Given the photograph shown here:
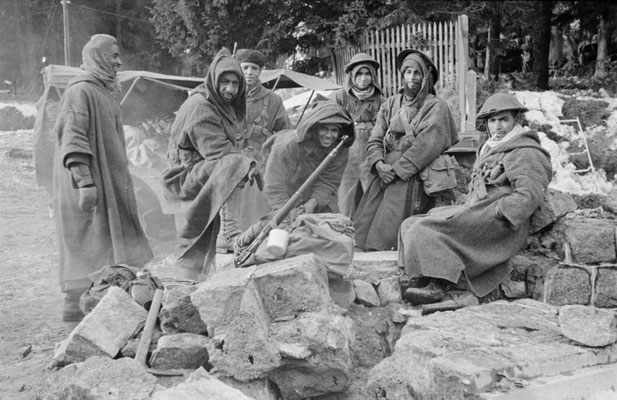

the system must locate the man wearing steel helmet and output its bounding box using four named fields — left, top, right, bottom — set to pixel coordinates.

left=329, top=53, right=384, bottom=218
left=398, top=92, right=552, bottom=305
left=353, top=49, right=458, bottom=251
